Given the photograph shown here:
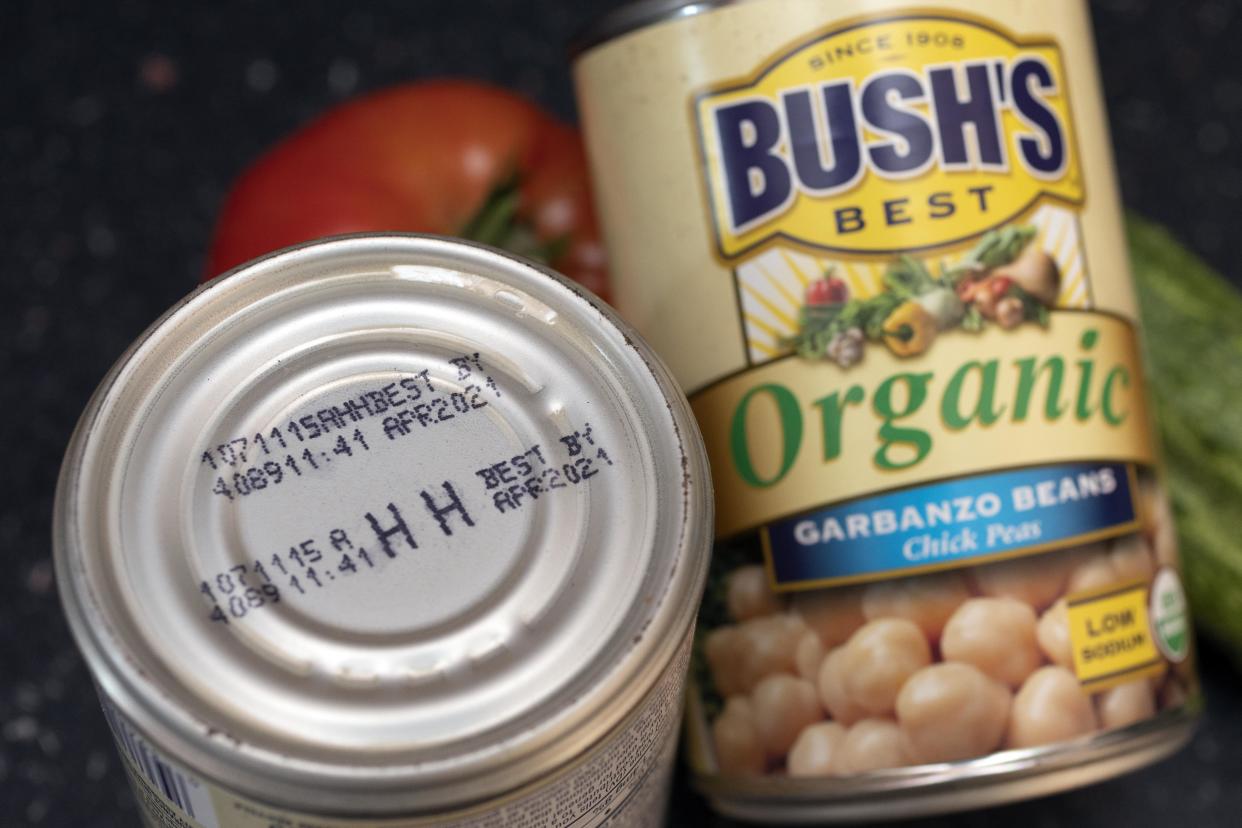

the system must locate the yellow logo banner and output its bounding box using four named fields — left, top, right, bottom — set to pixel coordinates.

left=695, top=13, right=1084, bottom=259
